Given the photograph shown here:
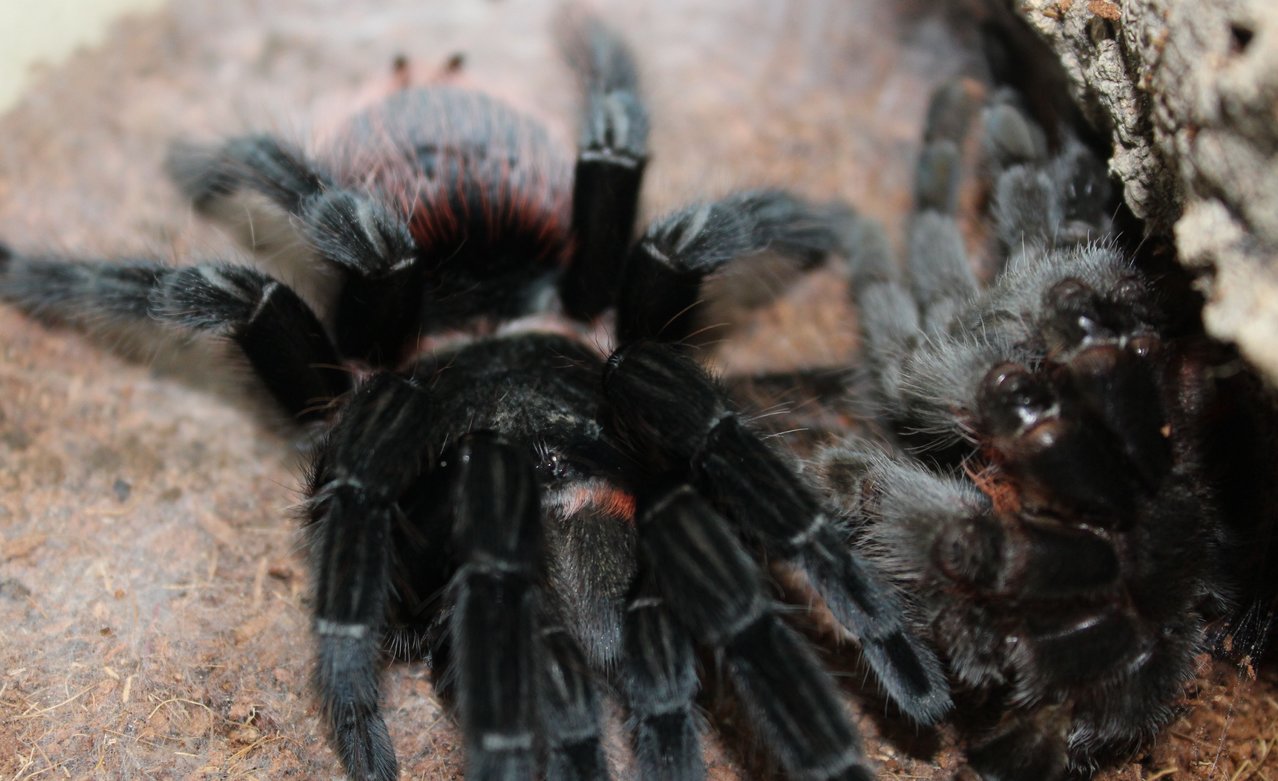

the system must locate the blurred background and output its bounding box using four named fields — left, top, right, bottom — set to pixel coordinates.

left=0, top=0, right=168, bottom=110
